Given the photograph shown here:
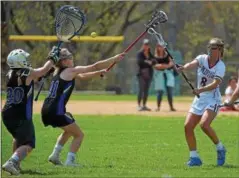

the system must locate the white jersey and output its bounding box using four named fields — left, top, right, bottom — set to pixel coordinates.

left=189, top=54, right=226, bottom=115
left=195, top=54, right=226, bottom=100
